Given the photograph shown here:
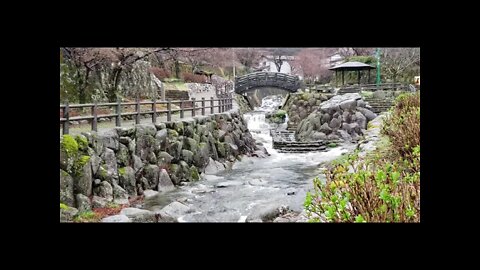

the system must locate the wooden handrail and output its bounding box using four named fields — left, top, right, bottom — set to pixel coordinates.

left=60, top=96, right=233, bottom=135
